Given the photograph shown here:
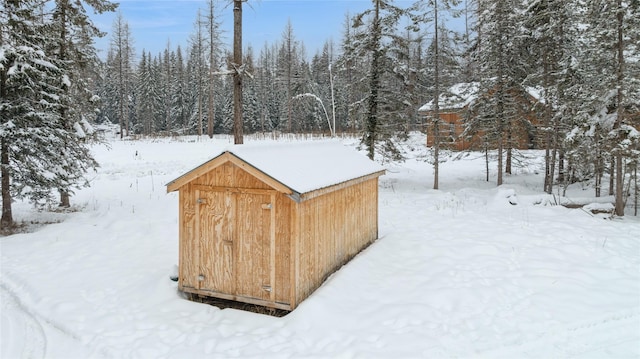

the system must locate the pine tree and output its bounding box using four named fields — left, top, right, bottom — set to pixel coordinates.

left=253, top=44, right=269, bottom=133
left=415, top=0, right=461, bottom=189
left=256, top=43, right=283, bottom=133
left=149, top=53, right=165, bottom=133
left=171, top=46, right=189, bottom=133
left=243, top=45, right=261, bottom=133
left=576, top=0, right=640, bottom=215
left=95, top=49, right=119, bottom=125
left=135, top=51, right=154, bottom=134
left=46, top=0, right=115, bottom=206
left=231, top=0, right=244, bottom=144
left=523, top=0, right=576, bottom=194
left=189, top=9, right=207, bottom=136
left=308, top=41, right=334, bottom=134
left=110, top=12, right=134, bottom=139
left=469, top=0, right=527, bottom=186
left=1, top=0, right=105, bottom=228
left=277, top=19, right=301, bottom=133
left=336, top=12, right=368, bottom=134
left=205, top=0, right=222, bottom=138
left=353, top=0, right=418, bottom=160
